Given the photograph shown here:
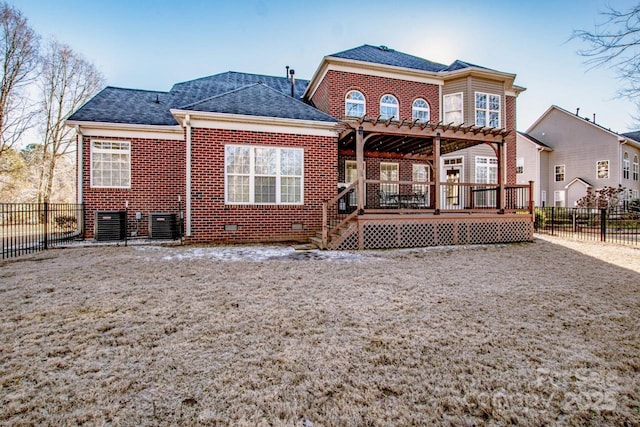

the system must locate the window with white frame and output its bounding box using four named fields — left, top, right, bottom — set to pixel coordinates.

left=380, top=94, right=398, bottom=120
left=412, top=98, right=430, bottom=122
left=225, top=145, right=303, bottom=205
left=554, top=190, right=565, bottom=207
left=555, top=165, right=565, bottom=182
left=443, top=93, right=463, bottom=124
left=541, top=190, right=547, bottom=206
left=380, top=162, right=399, bottom=201
left=475, top=92, right=501, bottom=128
left=633, top=155, right=639, bottom=181
left=412, top=164, right=430, bottom=205
left=633, top=189, right=639, bottom=199
left=516, top=157, right=524, bottom=174
left=623, top=152, right=630, bottom=179
left=345, top=90, right=365, bottom=117
left=91, top=140, right=131, bottom=188
left=596, top=160, right=609, bottom=179
left=475, top=156, right=498, bottom=207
